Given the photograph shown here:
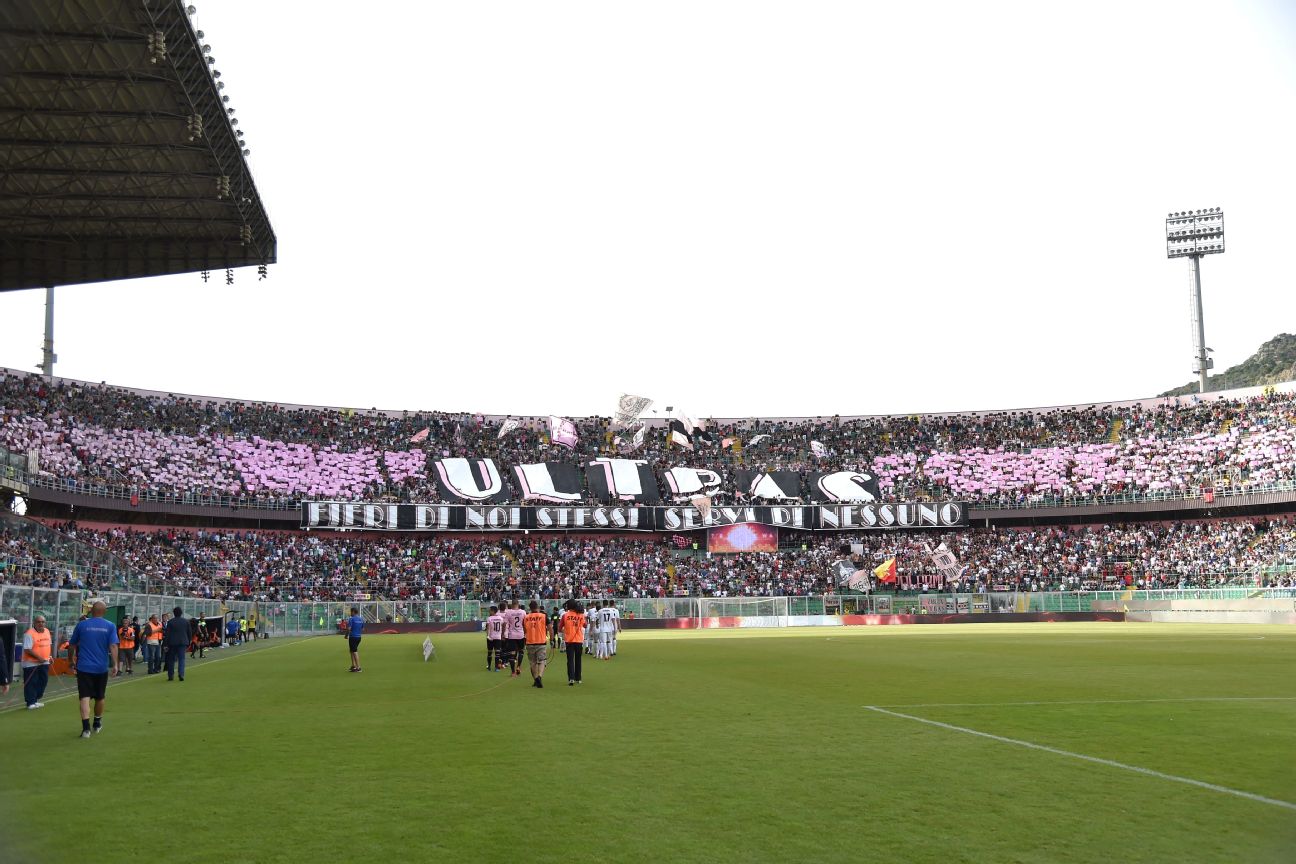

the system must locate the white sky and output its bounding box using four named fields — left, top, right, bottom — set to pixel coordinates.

left=2, top=0, right=1295, bottom=418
